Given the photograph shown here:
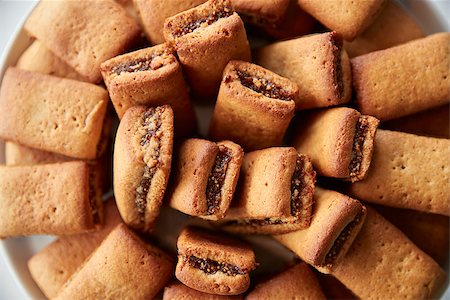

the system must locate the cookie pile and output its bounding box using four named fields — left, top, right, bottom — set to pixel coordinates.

left=0, top=0, right=448, bottom=299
